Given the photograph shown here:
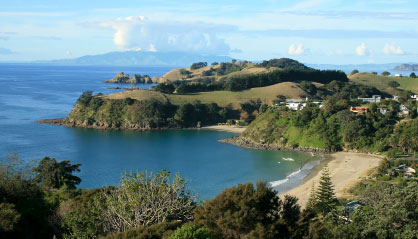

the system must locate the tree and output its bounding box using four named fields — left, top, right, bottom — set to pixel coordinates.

left=169, top=224, right=213, bottom=239
left=77, top=91, right=93, bottom=106
left=97, top=170, right=196, bottom=234
left=381, top=71, right=390, bottom=76
left=33, top=157, right=81, bottom=189
left=351, top=69, right=359, bottom=74
left=315, top=167, right=337, bottom=215
left=387, top=81, right=400, bottom=88
left=410, top=72, right=416, bottom=78
left=194, top=182, right=283, bottom=239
